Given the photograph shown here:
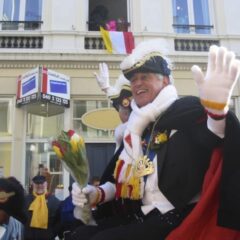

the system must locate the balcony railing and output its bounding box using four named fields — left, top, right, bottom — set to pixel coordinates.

left=84, top=35, right=220, bottom=53
left=85, top=37, right=105, bottom=50
left=0, top=21, right=43, bottom=30
left=0, top=36, right=43, bottom=48
left=174, top=39, right=220, bottom=52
